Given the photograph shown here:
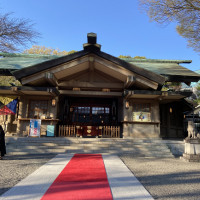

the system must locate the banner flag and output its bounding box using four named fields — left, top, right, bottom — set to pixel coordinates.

left=0, top=97, right=18, bottom=115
